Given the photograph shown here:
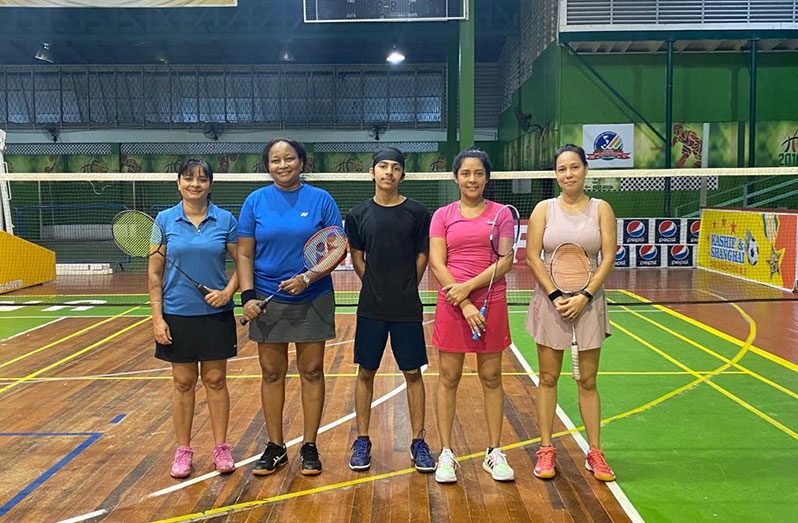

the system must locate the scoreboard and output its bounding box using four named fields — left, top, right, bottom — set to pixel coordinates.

left=304, top=1, right=467, bottom=22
